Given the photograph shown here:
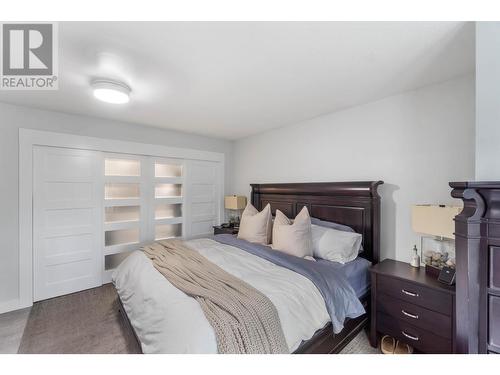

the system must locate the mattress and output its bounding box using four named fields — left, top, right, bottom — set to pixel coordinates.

left=113, top=238, right=370, bottom=353
left=114, top=238, right=331, bottom=353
